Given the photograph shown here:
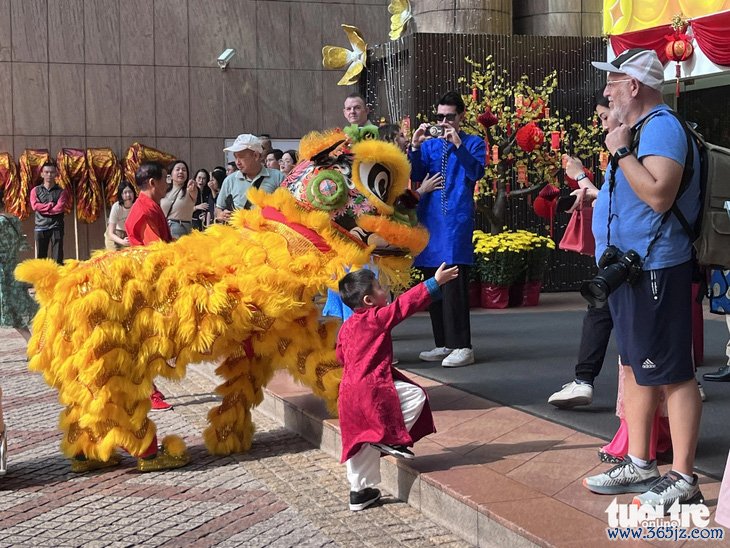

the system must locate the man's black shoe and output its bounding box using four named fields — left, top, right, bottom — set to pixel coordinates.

left=349, top=487, right=381, bottom=511
left=703, top=365, right=730, bottom=382
left=372, top=443, right=415, bottom=459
